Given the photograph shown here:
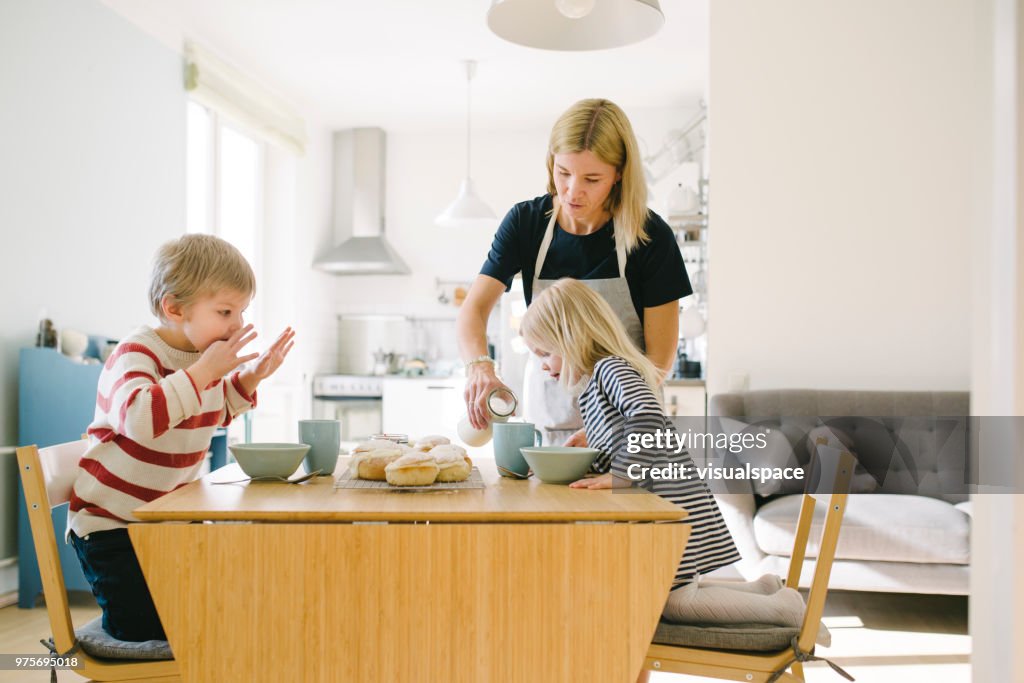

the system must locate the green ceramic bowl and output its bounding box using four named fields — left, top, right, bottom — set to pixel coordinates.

left=519, top=446, right=601, bottom=484
left=228, top=443, right=310, bottom=479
